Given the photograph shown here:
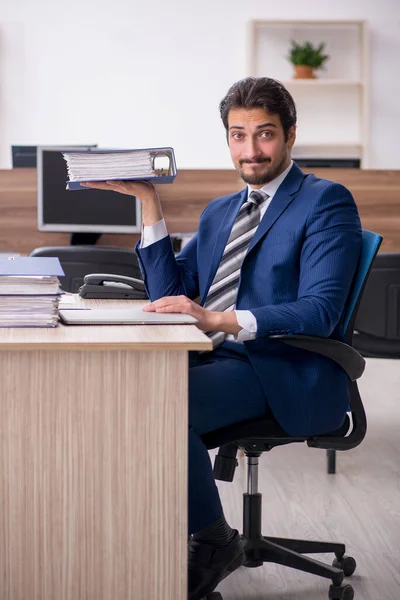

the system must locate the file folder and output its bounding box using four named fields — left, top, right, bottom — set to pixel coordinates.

left=0, top=257, right=65, bottom=277
left=63, top=147, right=177, bottom=190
